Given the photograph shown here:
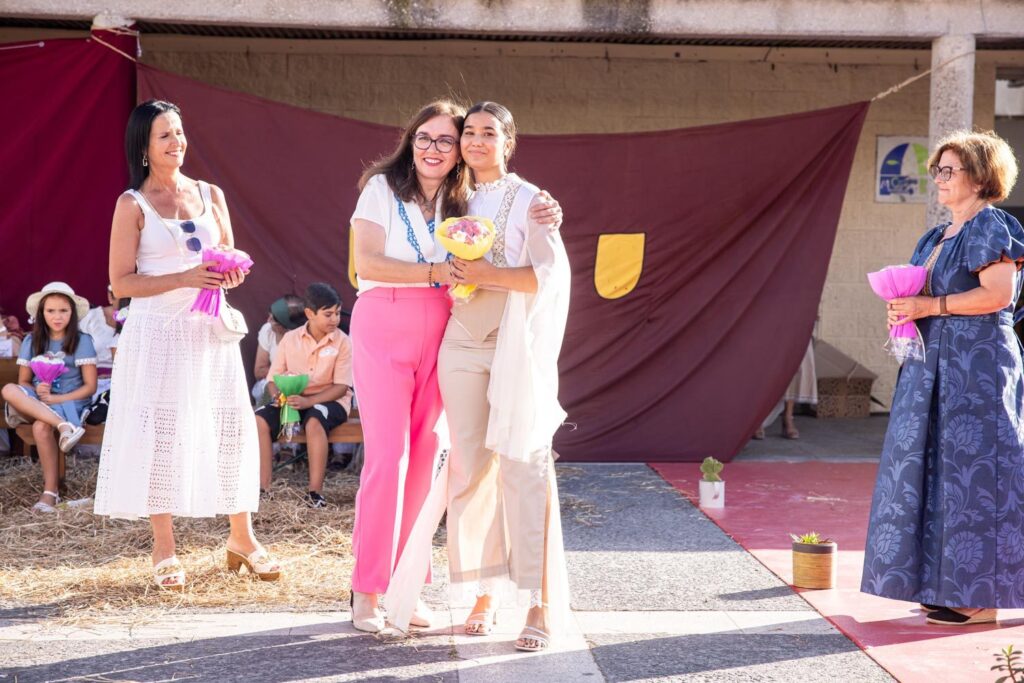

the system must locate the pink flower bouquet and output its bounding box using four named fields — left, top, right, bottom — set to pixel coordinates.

left=29, top=353, right=67, bottom=384
left=191, top=247, right=254, bottom=316
left=867, top=264, right=928, bottom=363
left=437, top=216, right=496, bottom=300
